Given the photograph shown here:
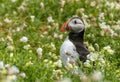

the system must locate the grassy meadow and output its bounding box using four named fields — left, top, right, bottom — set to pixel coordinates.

left=0, top=0, right=120, bottom=82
